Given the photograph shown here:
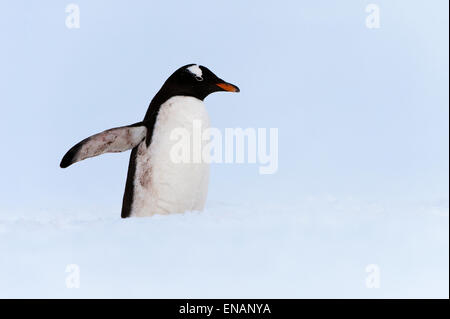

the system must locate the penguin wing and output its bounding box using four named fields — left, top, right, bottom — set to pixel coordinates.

left=60, top=122, right=147, bottom=168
